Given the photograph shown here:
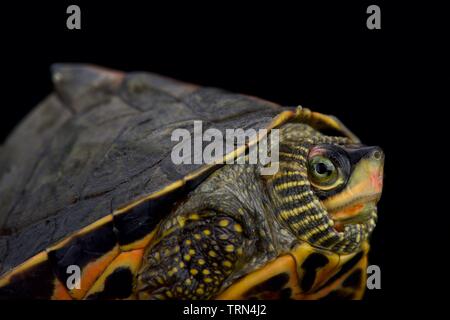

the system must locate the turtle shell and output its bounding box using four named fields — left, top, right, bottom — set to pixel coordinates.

left=0, top=64, right=357, bottom=299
